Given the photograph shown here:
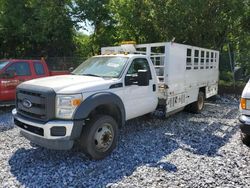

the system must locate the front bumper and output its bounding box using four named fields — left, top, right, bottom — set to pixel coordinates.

left=12, top=109, right=83, bottom=150
left=239, top=115, right=250, bottom=135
